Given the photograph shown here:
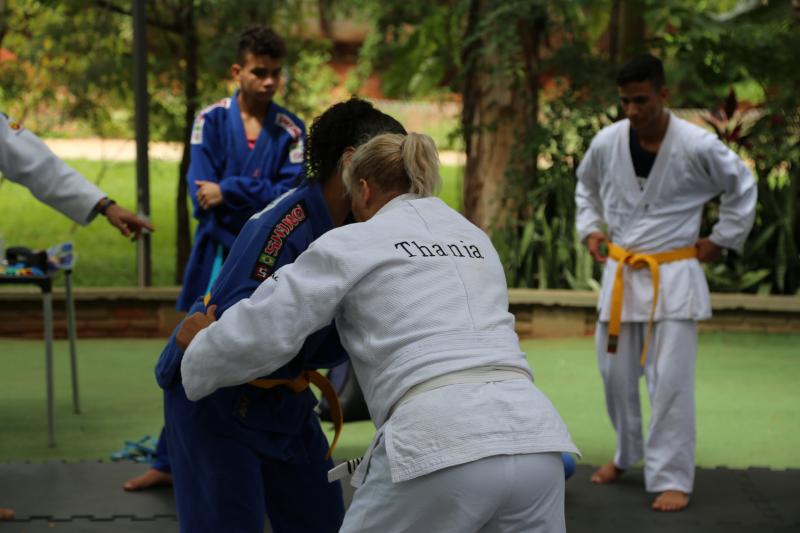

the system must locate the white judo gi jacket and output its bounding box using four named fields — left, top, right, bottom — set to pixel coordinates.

left=183, top=193, right=577, bottom=484
left=575, top=113, right=757, bottom=322
left=0, top=113, right=105, bottom=224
